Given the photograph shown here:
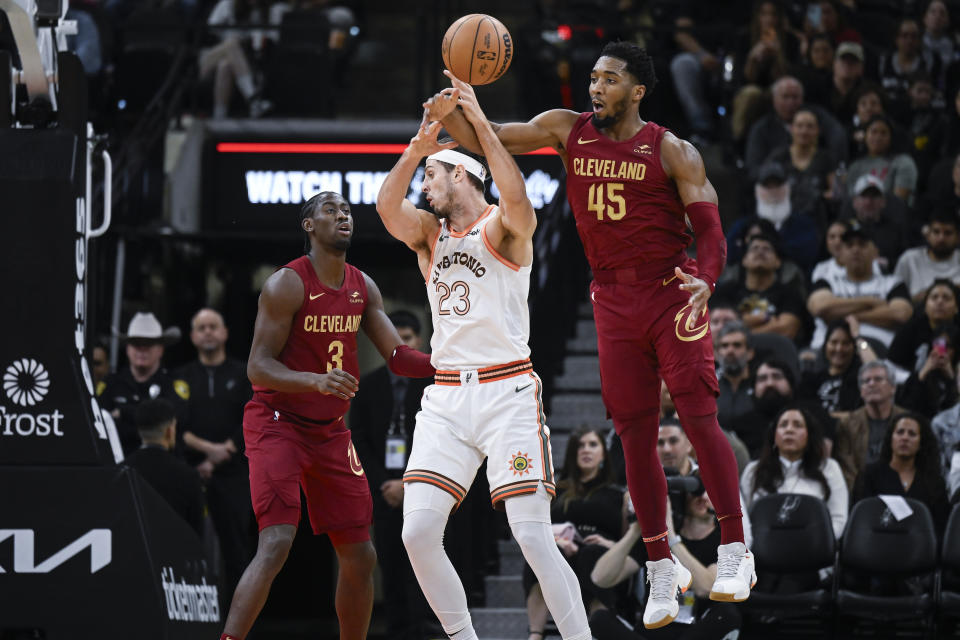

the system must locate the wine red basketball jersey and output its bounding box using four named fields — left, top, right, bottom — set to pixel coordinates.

left=252, top=256, right=367, bottom=423
left=565, top=113, right=690, bottom=271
